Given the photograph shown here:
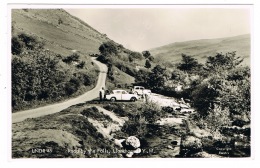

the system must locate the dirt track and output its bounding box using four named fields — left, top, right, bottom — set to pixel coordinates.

left=12, top=57, right=107, bottom=123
